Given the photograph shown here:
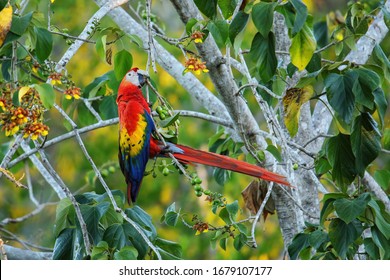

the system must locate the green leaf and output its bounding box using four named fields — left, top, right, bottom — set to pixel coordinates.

left=125, top=34, right=143, bottom=48
left=96, top=35, right=107, bottom=62
left=314, top=156, right=331, bottom=175
left=125, top=206, right=157, bottom=240
left=80, top=202, right=110, bottom=244
left=325, top=134, right=357, bottom=188
left=164, top=211, right=180, bottom=227
left=121, top=222, right=149, bottom=259
left=328, top=218, right=363, bottom=259
left=252, top=2, right=276, bottom=38
left=99, top=96, right=118, bottom=119
left=275, top=2, right=295, bottom=29
left=324, top=71, right=357, bottom=124
left=185, top=18, right=198, bottom=35
left=334, top=193, right=370, bottom=224
left=308, top=230, right=329, bottom=250
left=218, top=207, right=231, bottom=224
left=305, top=52, right=322, bottom=73
left=383, top=128, right=390, bottom=150
left=208, top=128, right=225, bottom=148
left=266, top=144, right=282, bottom=162
left=114, top=49, right=133, bottom=80
left=194, top=0, right=218, bottom=19
left=100, top=205, right=123, bottom=226
left=54, top=198, right=74, bottom=237
left=218, top=0, right=236, bottom=19
left=53, top=228, right=76, bottom=260
left=84, top=75, right=109, bottom=98
left=76, top=102, right=96, bottom=127
left=226, top=200, right=239, bottom=220
left=290, top=23, right=317, bottom=71
left=229, top=11, right=249, bottom=44
left=290, top=0, right=308, bottom=35
left=2, top=12, right=33, bottom=46
left=373, top=88, right=388, bottom=128
left=114, top=246, right=138, bottom=260
left=372, top=44, right=390, bottom=70
left=249, top=32, right=277, bottom=82
left=351, top=113, right=381, bottom=176
left=320, top=193, right=348, bottom=224
left=371, top=226, right=390, bottom=259
left=213, top=167, right=230, bottom=186
left=34, top=27, right=53, bottom=62
left=35, top=83, right=55, bottom=109
left=374, top=169, right=390, bottom=190
left=364, top=238, right=380, bottom=259
left=288, top=233, right=310, bottom=260
left=219, top=237, right=227, bottom=251
left=103, top=223, right=129, bottom=250
left=313, top=21, right=328, bottom=48
left=165, top=202, right=176, bottom=213
left=0, top=0, right=7, bottom=10
left=352, top=68, right=379, bottom=110
left=159, top=112, right=180, bottom=128
left=208, top=20, right=229, bottom=46
left=233, top=233, right=247, bottom=251
left=91, top=241, right=110, bottom=260
left=368, top=200, right=390, bottom=240
left=155, top=238, right=182, bottom=260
